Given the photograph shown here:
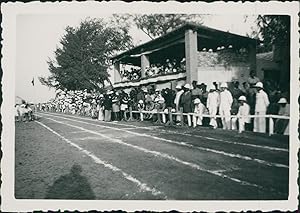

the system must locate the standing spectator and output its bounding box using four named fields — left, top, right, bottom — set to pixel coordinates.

left=120, top=91, right=129, bottom=121
left=136, top=87, right=145, bottom=103
left=103, top=91, right=113, bottom=122
left=192, top=82, right=203, bottom=100
left=253, top=82, right=270, bottom=133
left=174, top=84, right=184, bottom=123
left=193, top=98, right=206, bottom=127
left=236, top=96, right=251, bottom=133
left=180, top=84, right=192, bottom=113
left=219, top=82, right=233, bottom=130
left=97, top=94, right=104, bottom=121
left=207, top=84, right=219, bottom=129
left=275, top=98, right=290, bottom=135
left=15, top=104, right=21, bottom=122
left=112, top=91, right=120, bottom=121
